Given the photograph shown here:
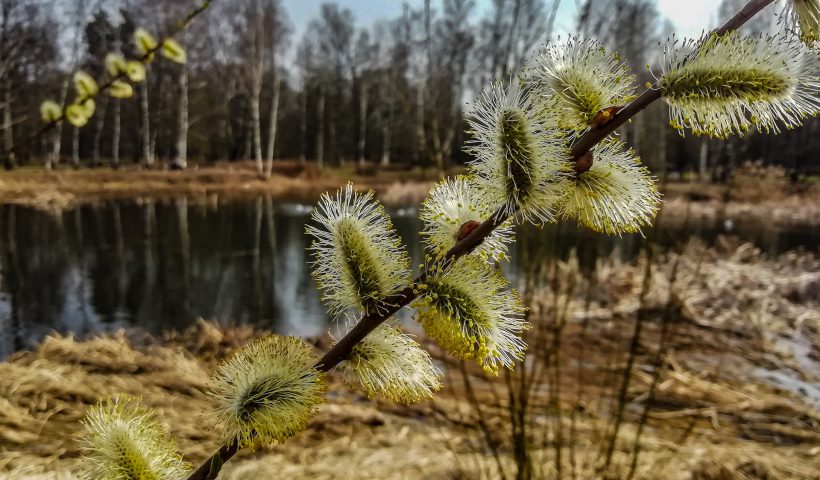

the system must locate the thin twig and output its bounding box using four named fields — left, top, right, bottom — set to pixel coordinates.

left=185, top=1, right=775, bottom=477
